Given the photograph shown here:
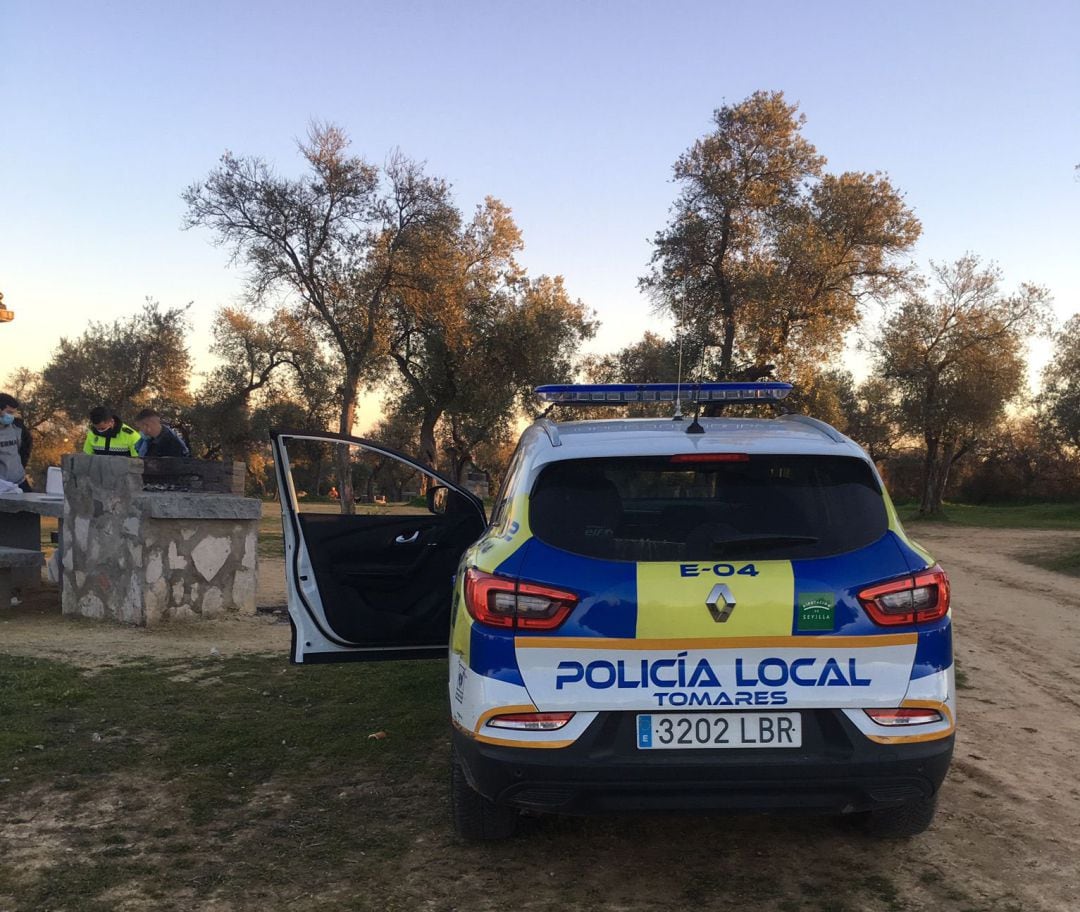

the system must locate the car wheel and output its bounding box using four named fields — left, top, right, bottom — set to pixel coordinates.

left=450, top=753, right=518, bottom=842
left=863, top=793, right=939, bottom=837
